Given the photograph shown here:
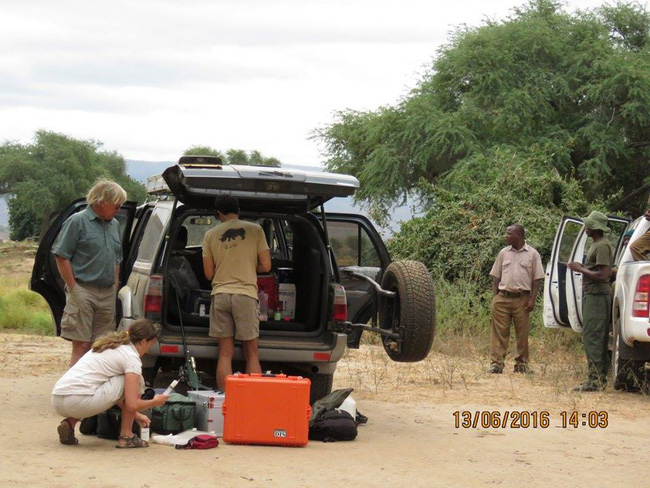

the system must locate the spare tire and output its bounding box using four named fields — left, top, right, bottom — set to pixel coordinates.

left=378, top=260, right=435, bottom=362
